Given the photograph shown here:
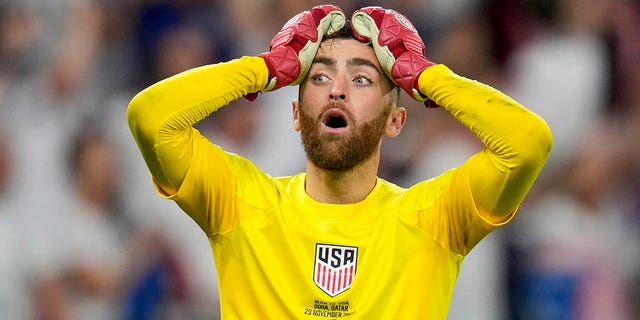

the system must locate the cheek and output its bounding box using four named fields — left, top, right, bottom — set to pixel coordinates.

left=299, top=87, right=326, bottom=114
left=357, top=97, right=391, bottom=123
left=297, top=100, right=320, bottom=127
left=300, top=83, right=325, bottom=102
